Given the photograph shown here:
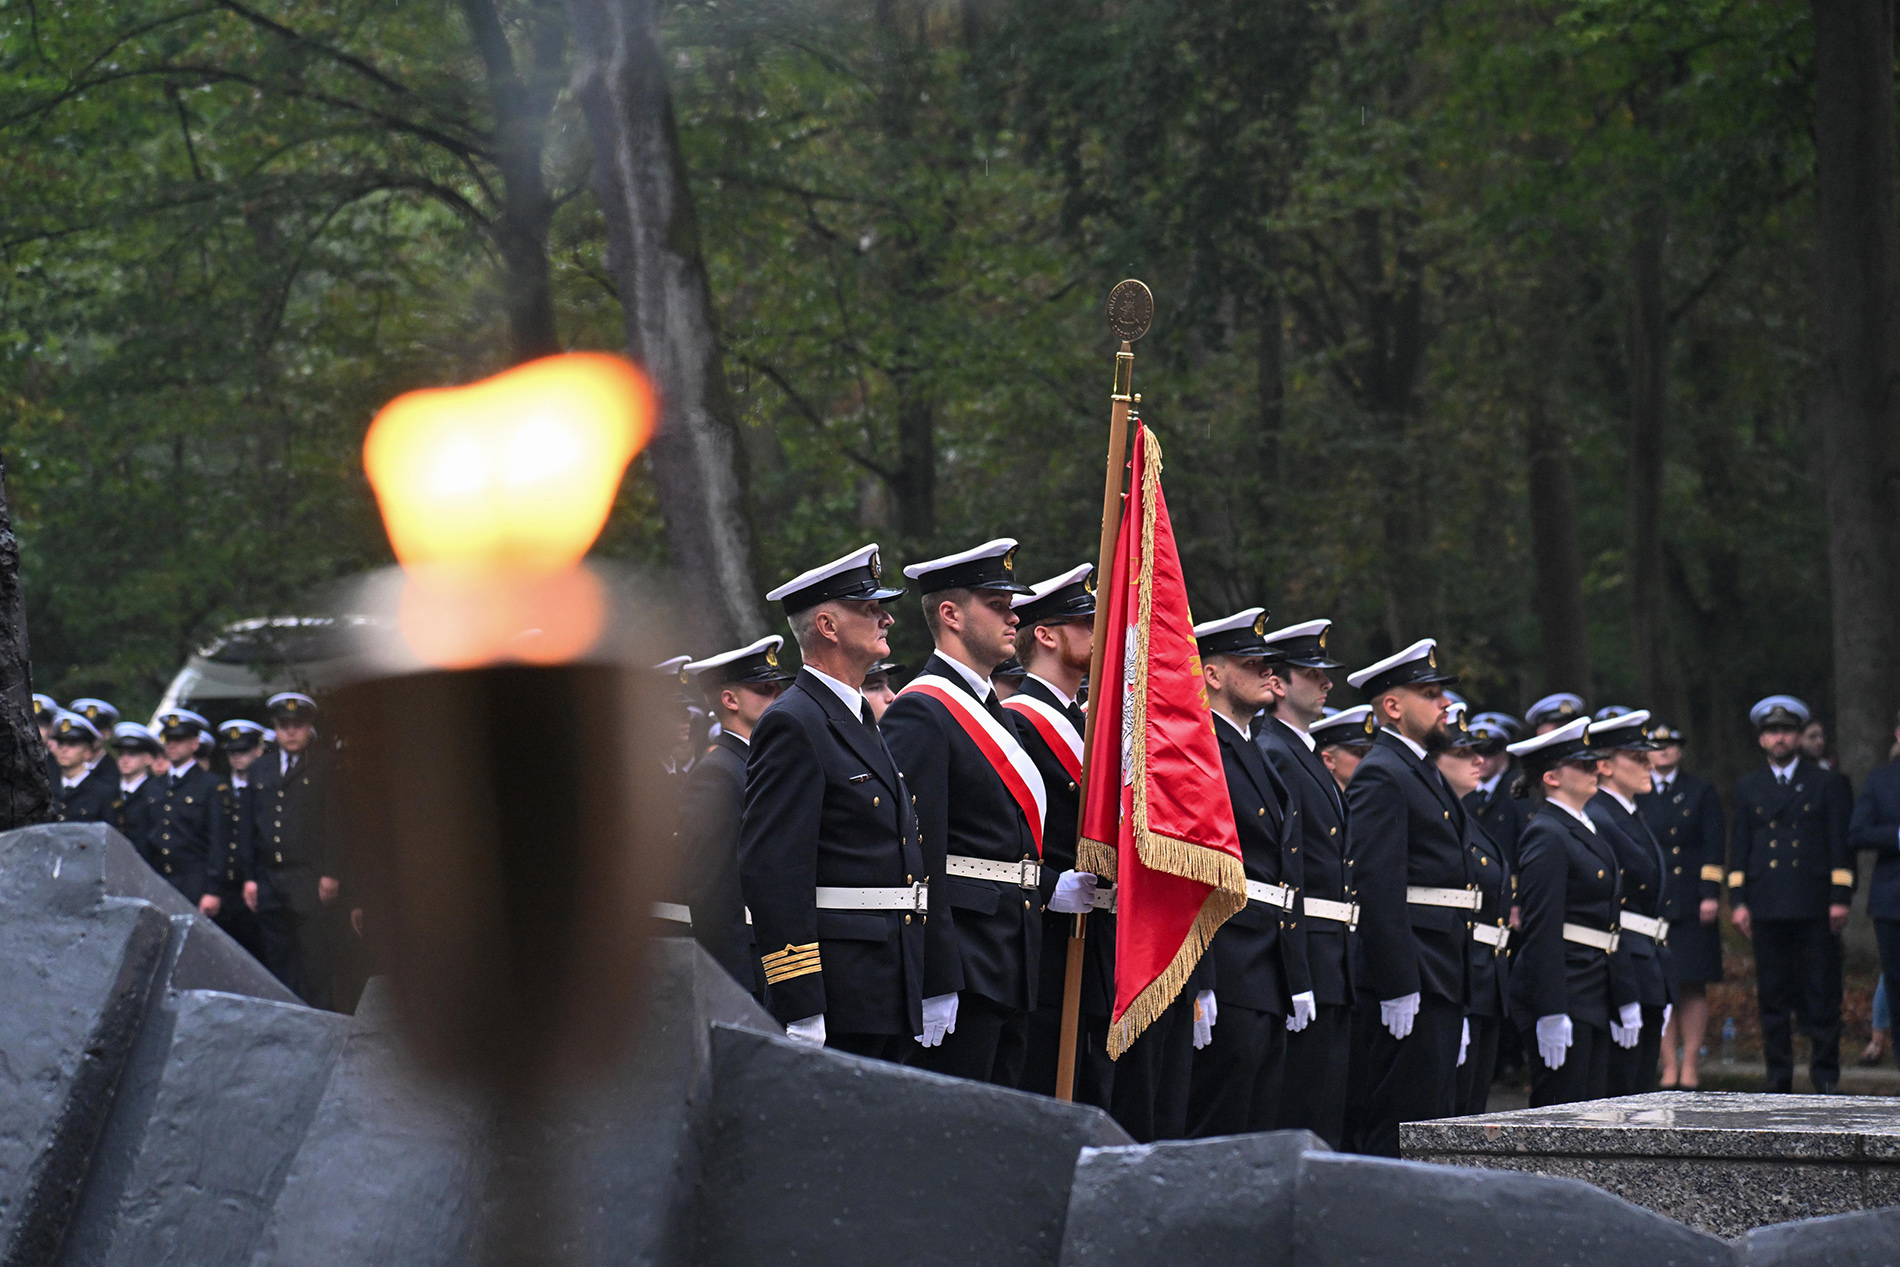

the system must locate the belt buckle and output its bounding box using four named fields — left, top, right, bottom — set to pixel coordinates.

left=1606, top=928, right=1620, bottom=954
left=912, top=882, right=930, bottom=913
left=1347, top=902, right=1360, bottom=931
left=1655, top=919, right=1669, bottom=946
left=1018, top=860, right=1039, bottom=888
